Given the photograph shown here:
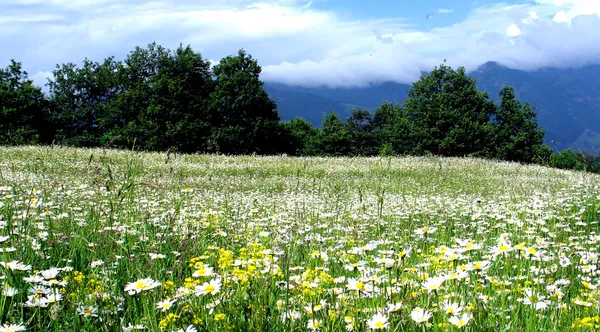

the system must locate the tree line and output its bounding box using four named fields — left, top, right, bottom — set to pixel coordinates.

left=1, top=43, right=599, bottom=172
